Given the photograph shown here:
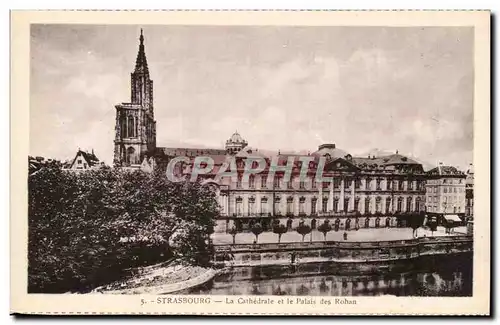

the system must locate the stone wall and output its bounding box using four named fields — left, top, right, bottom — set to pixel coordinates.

left=213, top=236, right=472, bottom=267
